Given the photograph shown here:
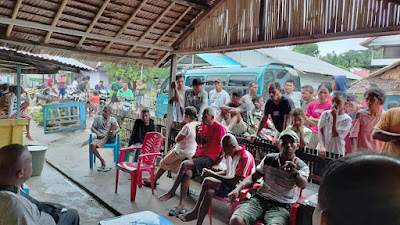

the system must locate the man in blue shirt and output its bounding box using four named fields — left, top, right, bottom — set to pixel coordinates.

left=95, top=80, right=105, bottom=90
